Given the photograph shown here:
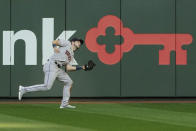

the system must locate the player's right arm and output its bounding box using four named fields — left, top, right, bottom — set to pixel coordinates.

left=52, top=39, right=68, bottom=53
left=52, top=40, right=60, bottom=53
left=52, top=40, right=60, bottom=46
left=53, top=39, right=69, bottom=47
